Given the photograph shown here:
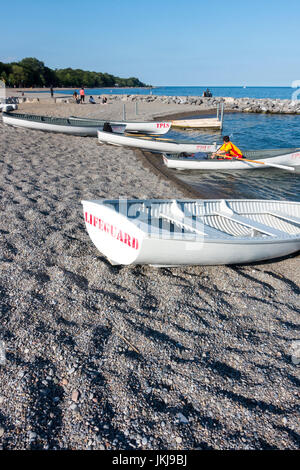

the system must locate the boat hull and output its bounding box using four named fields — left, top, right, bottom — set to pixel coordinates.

left=70, top=116, right=171, bottom=135
left=82, top=199, right=300, bottom=266
left=97, top=130, right=217, bottom=153
left=136, top=237, right=300, bottom=266
left=163, top=150, right=300, bottom=170
left=2, top=113, right=124, bottom=136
